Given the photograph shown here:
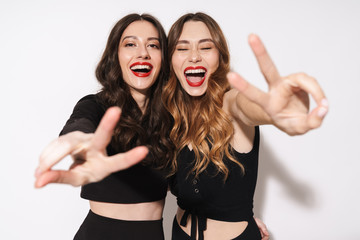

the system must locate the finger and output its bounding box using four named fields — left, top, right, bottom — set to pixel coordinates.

left=36, top=132, right=91, bottom=178
left=35, top=170, right=86, bottom=188
left=106, top=146, right=149, bottom=173
left=262, top=235, right=270, bottom=240
left=282, top=105, right=328, bottom=136
left=91, top=107, right=121, bottom=151
left=287, top=73, right=327, bottom=107
left=287, top=73, right=329, bottom=130
left=306, top=102, right=329, bottom=130
left=227, top=72, right=268, bottom=107
left=248, top=34, right=280, bottom=85
left=254, top=217, right=269, bottom=238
